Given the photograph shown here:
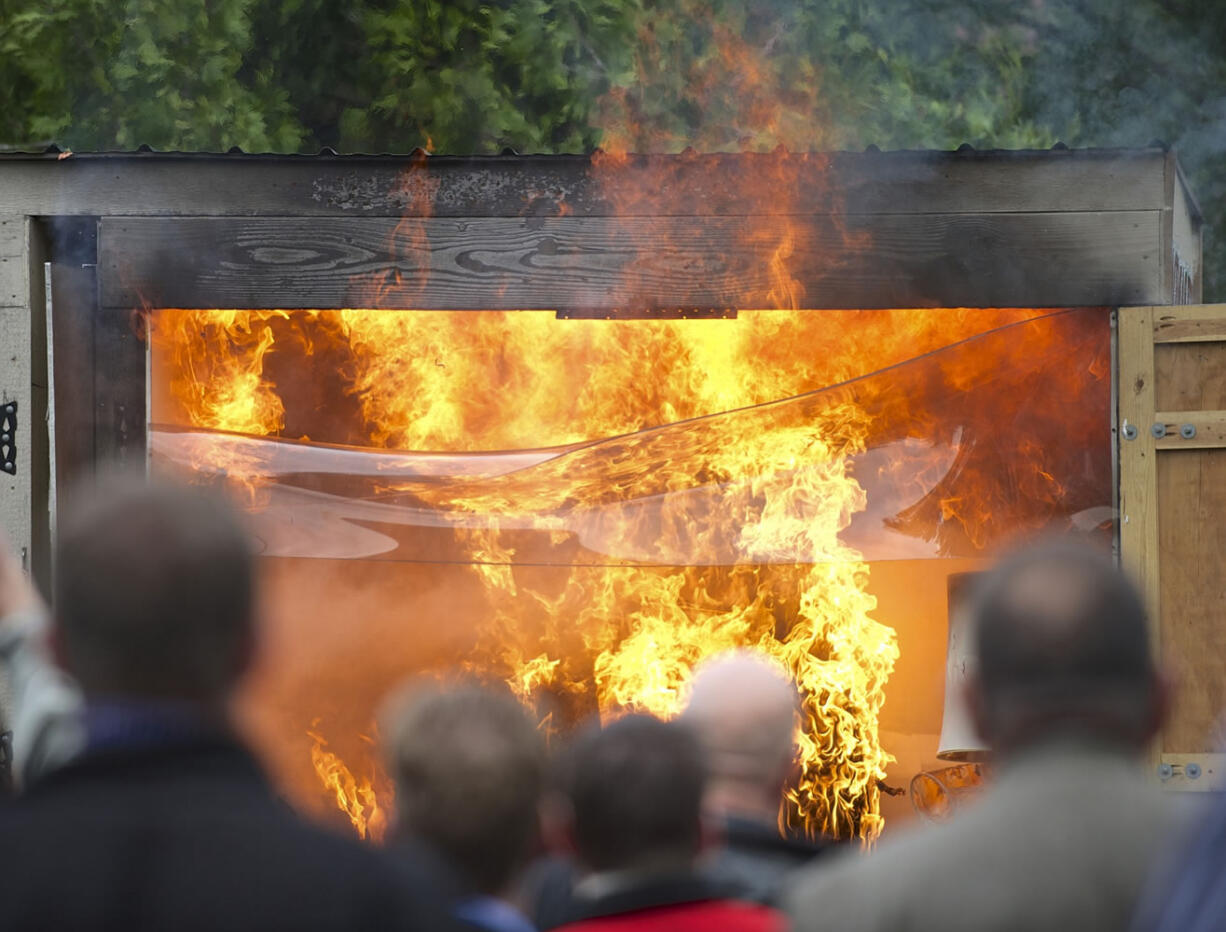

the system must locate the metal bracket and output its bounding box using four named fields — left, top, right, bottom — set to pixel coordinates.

left=1150, top=422, right=1167, bottom=439
left=0, top=401, right=15, bottom=475
left=1180, top=423, right=1197, bottom=440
